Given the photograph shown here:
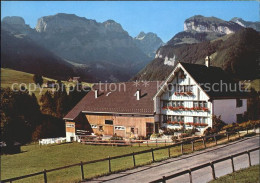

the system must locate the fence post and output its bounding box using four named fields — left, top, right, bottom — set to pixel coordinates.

left=191, top=141, right=194, bottom=152
left=147, top=141, right=149, bottom=147
left=165, top=140, right=167, bottom=147
left=43, top=169, right=47, bottom=183
left=203, top=137, right=206, bottom=148
left=162, top=176, right=166, bottom=183
left=181, top=143, right=184, bottom=154
left=230, top=156, right=235, bottom=172
left=168, top=147, right=171, bottom=158
left=108, top=156, right=111, bottom=173
left=210, top=162, right=216, bottom=180
left=247, top=151, right=251, bottom=167
left=238, top=131, right=240, bottom=138
left=132, top=152, right=136, bottom=167
left=188, top=169, right=193, bottom=183
left=227, top=133, right=229, bottom=141
left=138, top=142, right=140, bottom=147
left=214, top=134, right=217, bottom=145
left=246, top=128, right=248, bottom=134
left=80, top=161, right=84, bottom=180
left=151, top=148, right=155, bottom=162
left=156, top=139, right=158, bottom=147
